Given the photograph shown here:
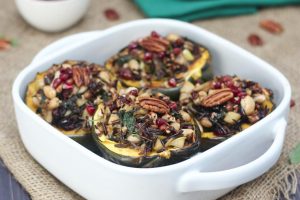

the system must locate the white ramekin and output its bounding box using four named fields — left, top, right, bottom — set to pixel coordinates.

left=12, top=19, right=291, bottom=200
left=15, top=0, right=90, bottom=32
